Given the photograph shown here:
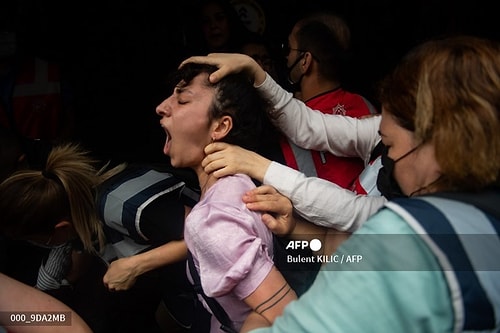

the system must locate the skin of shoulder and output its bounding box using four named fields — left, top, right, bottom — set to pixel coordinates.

left=0, top=273, right=92, bottom=333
